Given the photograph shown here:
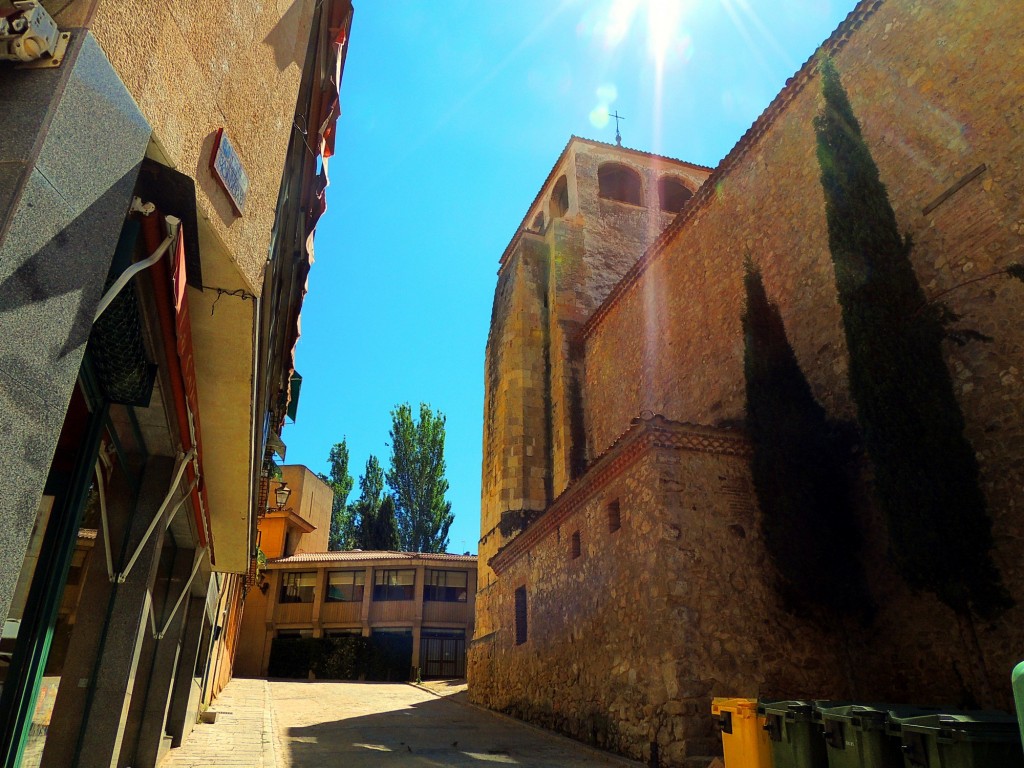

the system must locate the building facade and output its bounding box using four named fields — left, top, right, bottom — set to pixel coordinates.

left=0, top=1, right=352, bottom=765
left=470, top=2, right=1024, bottom=766
left=237, top=551, right=477, bottom=681
left=235, top=465, right=477, bottom=681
